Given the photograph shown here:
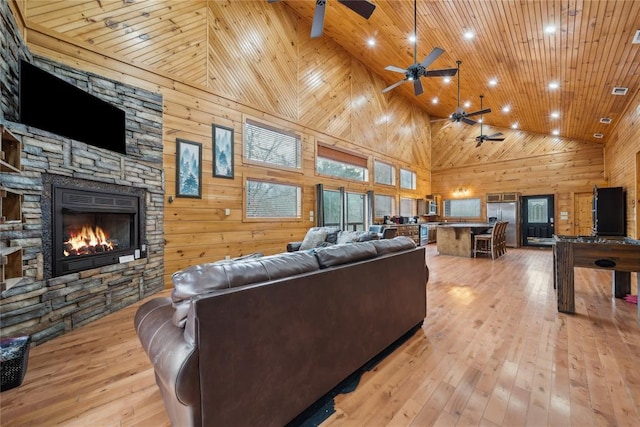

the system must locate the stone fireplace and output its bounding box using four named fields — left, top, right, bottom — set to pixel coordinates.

left=0, top=0, right=165, bottom=345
